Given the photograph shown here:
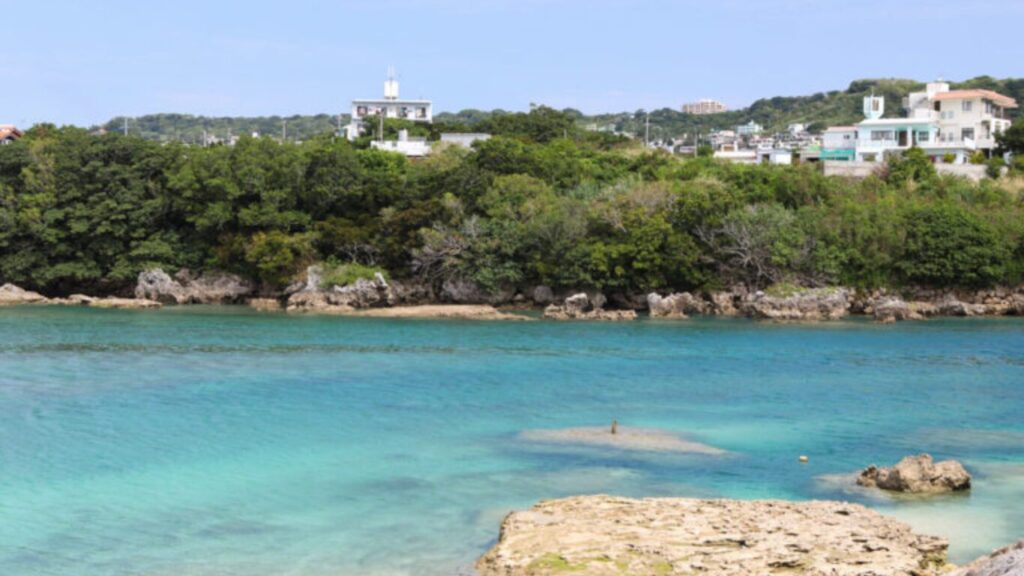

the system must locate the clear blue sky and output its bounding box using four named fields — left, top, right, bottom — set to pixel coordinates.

left=3, top=0, right=1022, bottom=126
